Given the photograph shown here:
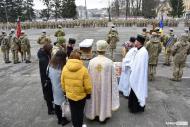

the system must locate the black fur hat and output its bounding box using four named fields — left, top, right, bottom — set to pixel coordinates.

left=129, top=37, right=136, bottom=43
left=136, top=34, right=145, bottom=45
left=69, top=38, right=76, bottom=44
